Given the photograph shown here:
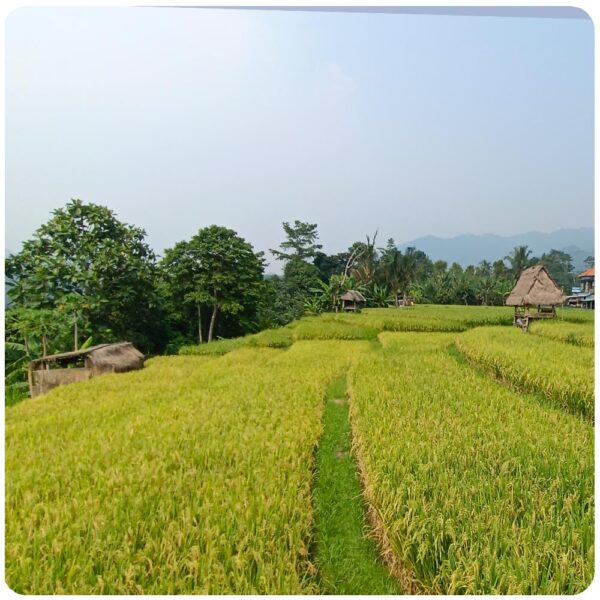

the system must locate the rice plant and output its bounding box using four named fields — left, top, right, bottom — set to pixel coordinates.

left=6, top=342, right=370, bottom=594
left=348, top=332, right=594, bottom=594
left=530, top=320, right=594, bottom=348
left=455, top=327, right=594, bottom=421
